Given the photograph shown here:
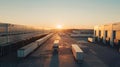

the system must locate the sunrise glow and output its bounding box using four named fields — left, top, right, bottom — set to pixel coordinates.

left=56, top=24, right=63, bottom=29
